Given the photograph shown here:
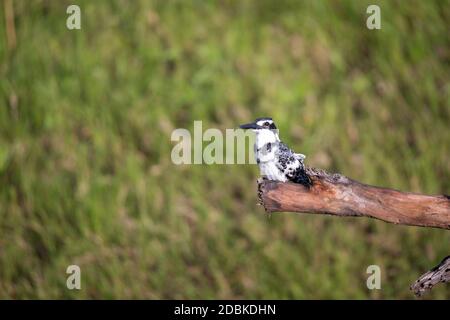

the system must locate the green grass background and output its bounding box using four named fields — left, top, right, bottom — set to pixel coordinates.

left=0, top=0, right=449, bottom=299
